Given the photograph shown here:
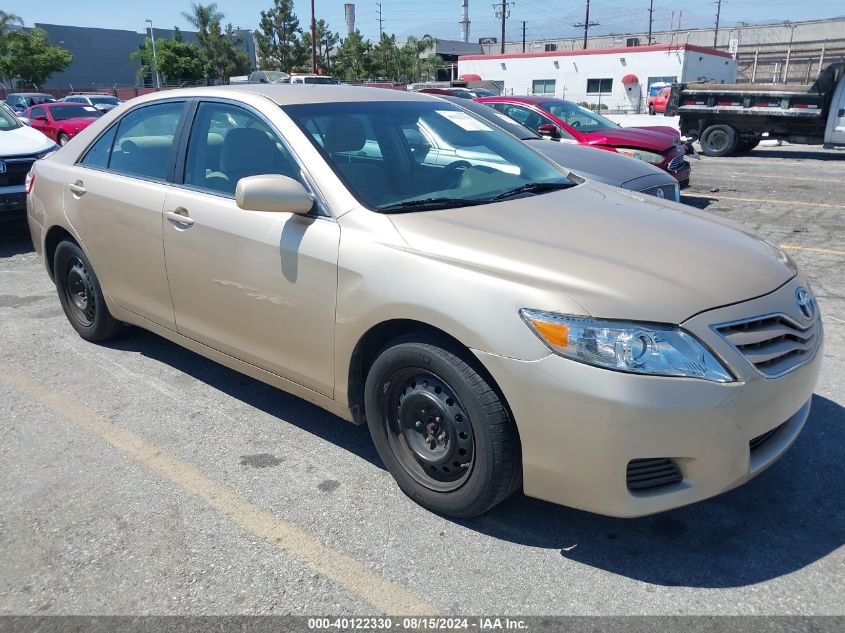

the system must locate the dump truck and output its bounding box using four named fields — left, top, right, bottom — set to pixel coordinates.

left=667, top=62, right=845, bottom=156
